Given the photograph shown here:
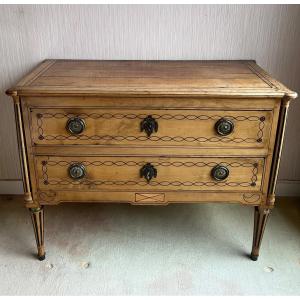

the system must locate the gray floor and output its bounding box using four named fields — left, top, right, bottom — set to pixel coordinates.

left=0, top=197, right=299, bottom=295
